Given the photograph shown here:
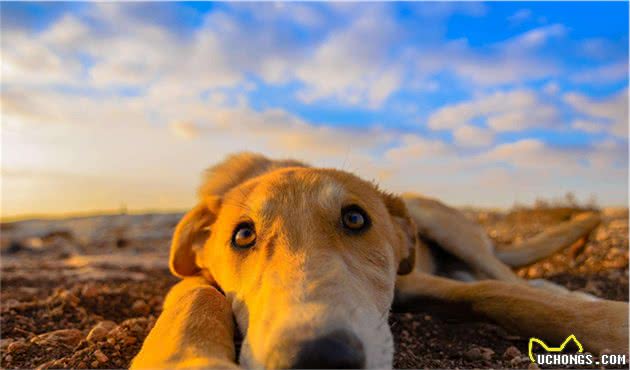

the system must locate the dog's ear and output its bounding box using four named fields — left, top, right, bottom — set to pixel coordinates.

left=381, top=192, right=417, bottom=275
left=169, top=196, right=221, bottom=278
